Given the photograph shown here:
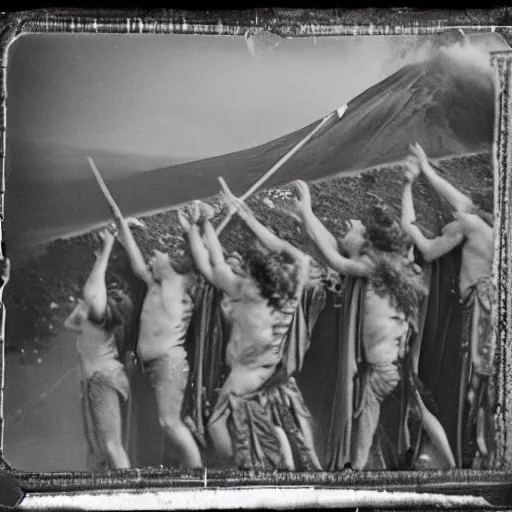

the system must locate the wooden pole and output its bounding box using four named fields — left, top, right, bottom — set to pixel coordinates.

left=87, top=156, right=123, bottom=218
left=215, top=104, right=347, bottom=235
